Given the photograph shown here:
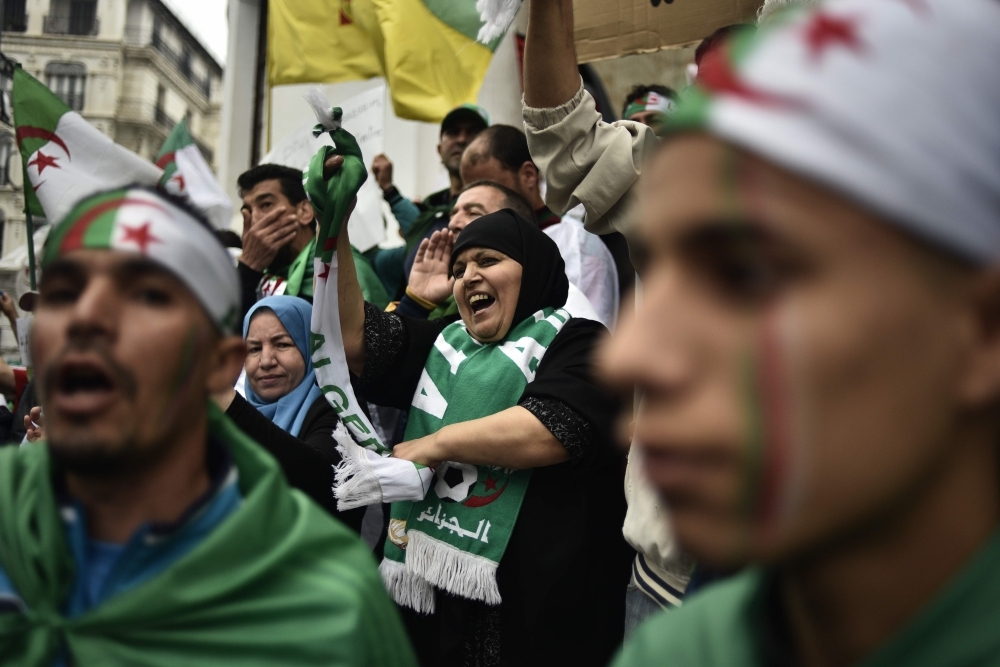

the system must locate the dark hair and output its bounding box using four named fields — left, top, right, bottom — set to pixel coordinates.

left=694, top=24, right=755, bottom=66
left=622, top=84, right=678, bottom=117
left=461, top=180, right=534, bottom=221
left=215, top=229, right=242, bottom=249
left=463, top=125, right=533, bottom=175
left=237, top=164, right=308, bottom=205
